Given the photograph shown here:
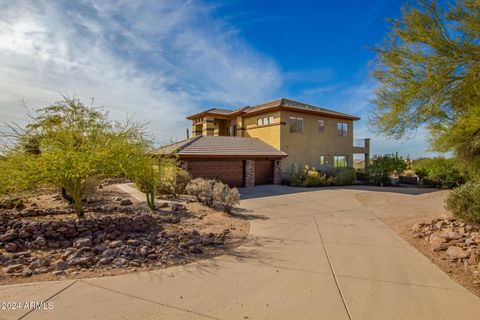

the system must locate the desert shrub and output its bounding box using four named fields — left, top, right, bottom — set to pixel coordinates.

left=402, top=169, right=416, bottom=177
left=332, top=167, right=356, bottom=185
left=185, top=178, right=216, bottom=206
left=367, top=154, right=407, bottom=186
left=212, top=181, right=240, bottom=214
left=446, top=180, right=480, bottom=223
left=289, top=165, right=353, bottom=187
left=158, top=167, right=191, bottom=198
left=185, top=178, right=205, bottom=201
left=356, top=169, right=369, bottom=183
left=412, top=157, right=467, bottom=188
